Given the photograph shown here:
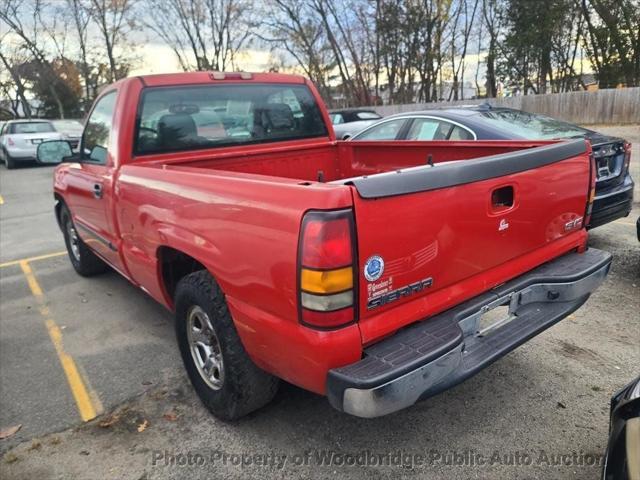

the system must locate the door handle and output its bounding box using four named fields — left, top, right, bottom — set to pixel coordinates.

left=93, top=183, right=103, bottom=199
